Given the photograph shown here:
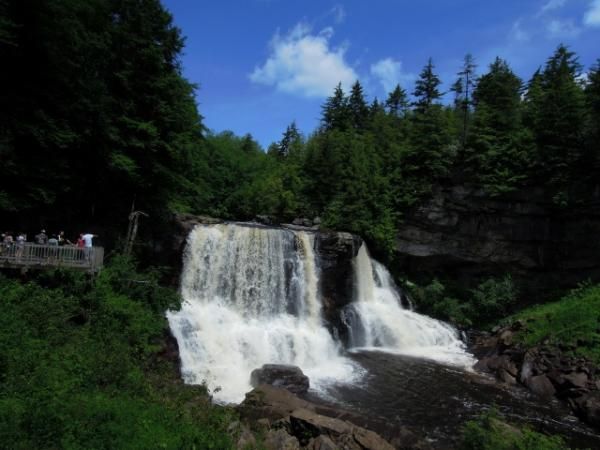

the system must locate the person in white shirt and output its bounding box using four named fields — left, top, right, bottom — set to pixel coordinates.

left=82, top=233, right=96, bottom=248
left=82, top=233, right=97, bottom=260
